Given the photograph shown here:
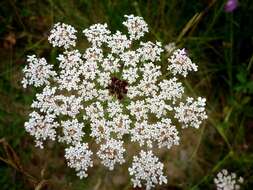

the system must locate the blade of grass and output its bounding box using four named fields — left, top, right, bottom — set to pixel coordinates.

left=190, top=150, right=234, bottom=190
